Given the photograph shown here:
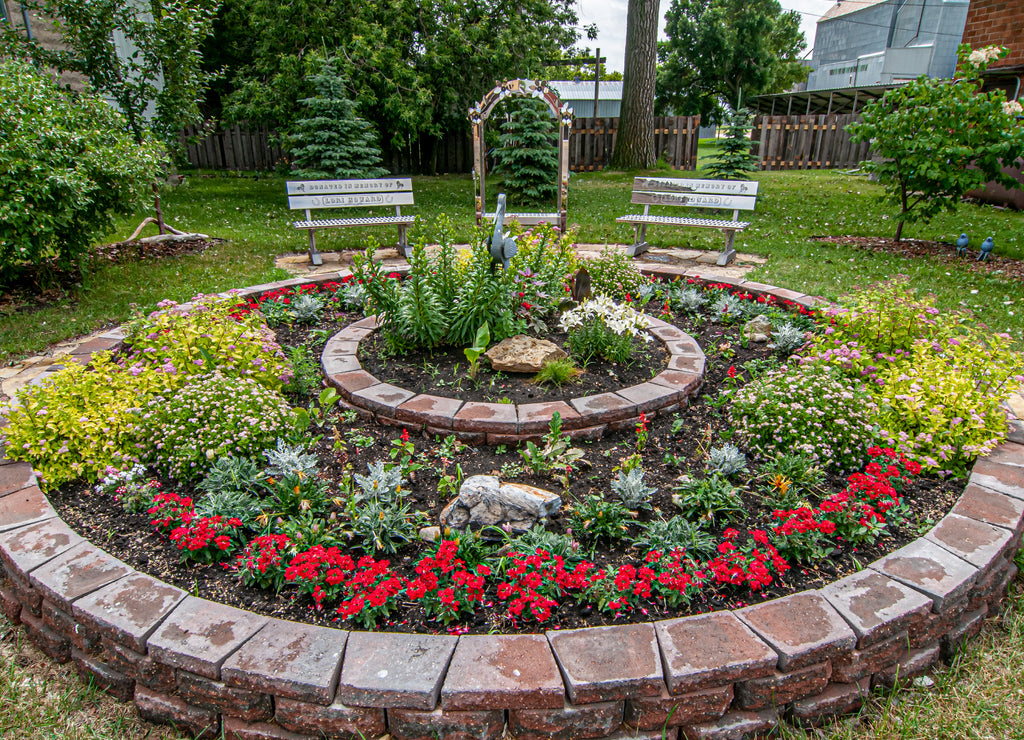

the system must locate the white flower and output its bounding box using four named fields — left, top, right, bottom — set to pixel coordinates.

left=1002, top=100, right=1023, bottom=115
left=968, top=45, right=1004, bottom=67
